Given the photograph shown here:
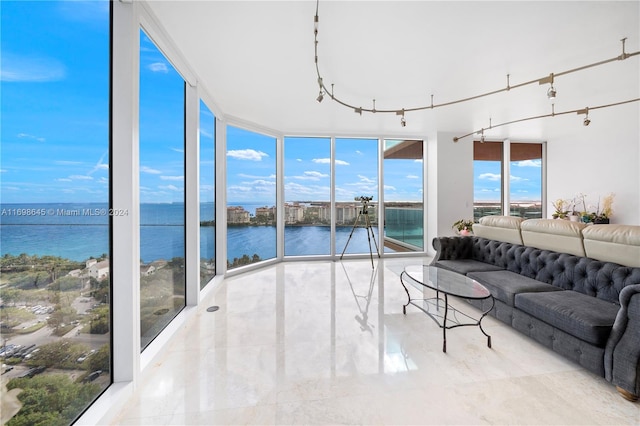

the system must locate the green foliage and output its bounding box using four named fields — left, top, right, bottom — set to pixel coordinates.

left=227, top=253, right=262, bottom=268
left=7, top=272, right=51, bottom=290
left=25, top=339, right=89, bottom=369
left=0, top=306, right=36, bottom=327
left=86, top=344, right=110, bottom=373
left=48, top=276, right=82, bottom=292
left=6, top=374, right=100, bottom=426
left=89, top=317, right=109, bottom=334
left=452, top=219, right=474, bottom=232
